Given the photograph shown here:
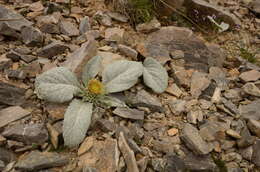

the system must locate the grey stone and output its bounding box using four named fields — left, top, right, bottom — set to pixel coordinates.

left=168, top=99, right=186, bottom=115
left=242, top=83, right=260, bottom=97
left=137, top=26, right=223, bottom=69
left=237, top=127, right=256, bottom=148
left=170, top=65, right=191, bottom=87
left=5, top=69, right=26, bottom=80
left=6, top=50, right=36, bottom=63
left=226, top=129, right=241, bottom=139
left=239, top=70, right=260, bottom=82
left=0, top=106, right=30, bottom=128
left=59, top=20, right=79, bottom=36
left=107, top=12, right=128, bottom=22
left=252, top=139, right=260, bottom=167
left=187, top=110, right=203, bottom=124
left=224, top=88, right=242, bottom=101
left=151, top=158, right=166, bottom=172
left=61, top=40, right=97, bottom=77
left=2, top=123, right=49, bottom=145
left=78, top=138, right=119, bottom=172
left=181, top=123, right=212, bottom=155
left=6, top=50, right=23, bottom=62
left=185, top=0, right=241, bottom=27
left=136, top=18, right=161, bottom=33
left=37, top=15, right=60, bottom=34
left=0, top=148, right=16, bottom=164
left=127, top=90, right=163, bottom=112
left=79, top=16, right=91, bottom=34
left=239, top=100, right=260, bottom=120
left=37, top=41, right=68, bottom=58
left=105, top=27, right=125, bottom=42
left=199, top=120, right=228, bottom=142
left=94, top=11, right=112, bottom=27
left=118, top=132, right=139, bottom=172
left=239, top=146, right=253, bottom=161
left=94, top=119, right=117, bottom=132
left=113, top=107, right=144, bottom=120
left=209, top=66, right=228, bottom=90
left=247, top=119, right=260, bottom=137
left=0, top=5, right=32, bottom=38
left=222, top=98, right=240, bottom=116
left=118, top=44, right=138, bottom=59
left=165, top=155, right=186, bottom=172
left=15, top=151, right=69, bottom=171
left=190, top=71, right=210, bottom=98
left=21, top=26, right=43, bottom=46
